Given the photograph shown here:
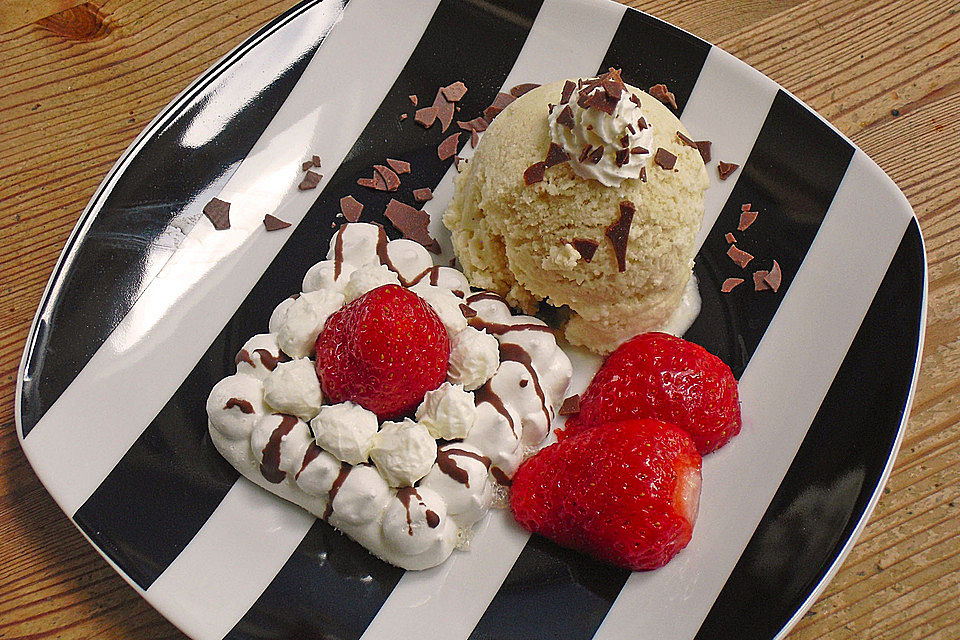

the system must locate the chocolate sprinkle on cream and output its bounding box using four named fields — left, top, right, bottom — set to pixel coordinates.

left=677, top=131, right=698, bottom=149
left=414, top=106, right=438, bottom=128
left=649, top=83, right=677, bottom=109
left=629, top=93, right=642, bottom=107
left=523, top=161, right=547, bottom=186
left=544, top=142, right=570, bottom=168
left=765, top=260, right=782, bottom=292
left=510, top=83, right=540, bottom=98
left=727, top=244, right=754, bottom=268
left=654, top=148, right=677, bottom=170
left=721, top=277, right=744, bottom=293
left=299, top=170, right=322, bottom=190
left=459, top=303, right=477, bottom=319
left=413, top=187, right=434, bottom=203
left=725, top=232, right=736, bottom=244
left=606, top=201, right=635, bottom=272
left=203, top=198, right=231, bottom=230
left=578, top=144, right=592, bottom=163
left=560, top=80, right=576, bottom=104
left=339, top=195, right=363, bottom=222
left=637, top=116, right=648, bottom=130
left=384, top=198, right=440, bottom=254
left=441, top=81, right=468, bottom=102
left=386, top=158, right=411, bottom=174
left=753, top=270, right=771, bottom=291
left=718, top=161, right=740, bottom=180
left=615, top=148, right=630, bottom=167
left=630, top=146, right=649, bottom=154
left=696, top=140, right=712, bottom=163
left=587, top=145, right=605, bottom=164
left=556, top=104, right=575, bottom=129
left=263, top=214, right=291, bottom=231
left=437, top=133, right=461, bottom=160
left=559, top=394, right=580, bottom=415
left=738, top=210, right=758, bottom=231
left=571, top=238, right=599, bottom=262
left=639, top=166, right=647, bottom=182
